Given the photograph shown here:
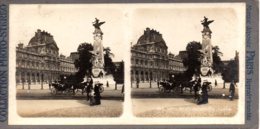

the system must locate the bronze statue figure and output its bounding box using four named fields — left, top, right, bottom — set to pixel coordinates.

left=201, top=16, right=214, bottom=29
left=93, top=18, right=105, bottom=30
